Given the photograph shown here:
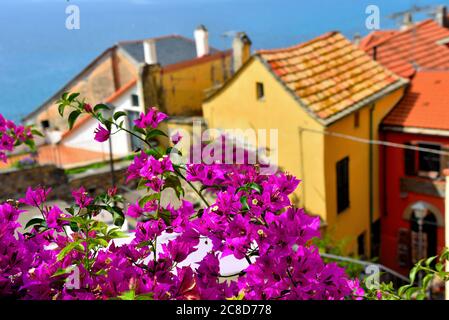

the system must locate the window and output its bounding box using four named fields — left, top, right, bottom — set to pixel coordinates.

left=131, top=94, right=140, bottom=107
left=418, top=143, right=441, bottom=173
left=256, top=82, right=265, bottom=100
left=357, top=232, right=366, bottom=257
left=404, top=143, right=416, bottom=176
left=127, top=111, right=145, bottom=151
left=336, top=157, right=350, bottom=213
left=354, top=111, right=360, bottom=128
left=41, top=120, right=50, bottom=129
